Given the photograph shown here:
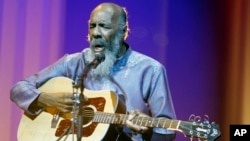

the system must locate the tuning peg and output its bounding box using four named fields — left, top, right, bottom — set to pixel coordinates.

left=188, top=114, right=196, bottom=121
left=204, top=114, right=209, bottom=121
left=194, top=115, right=201, bottom=123
left=203, top=115, right=210, bottom=124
